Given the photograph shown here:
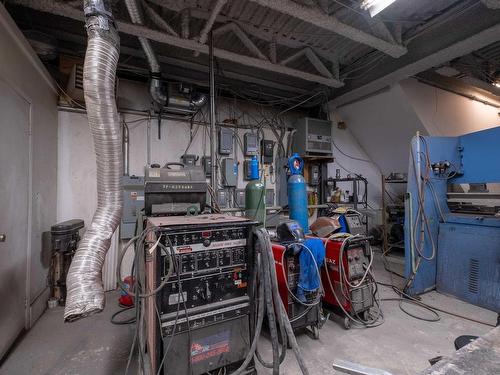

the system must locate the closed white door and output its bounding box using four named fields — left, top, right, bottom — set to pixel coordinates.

left=0, top=80, right=30, bottom=359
